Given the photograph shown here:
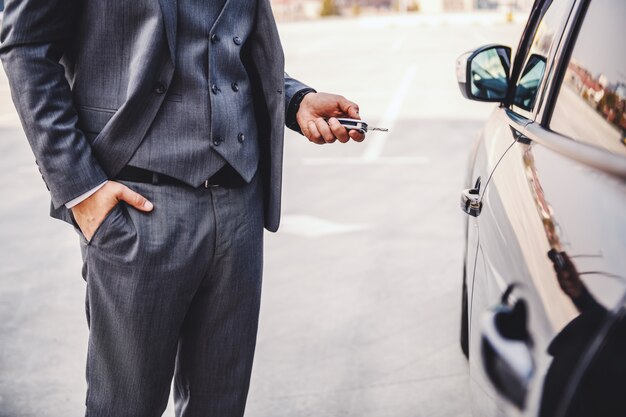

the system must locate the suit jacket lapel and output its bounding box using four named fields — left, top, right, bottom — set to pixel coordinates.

left=158, top=0, right=178, bottom=62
